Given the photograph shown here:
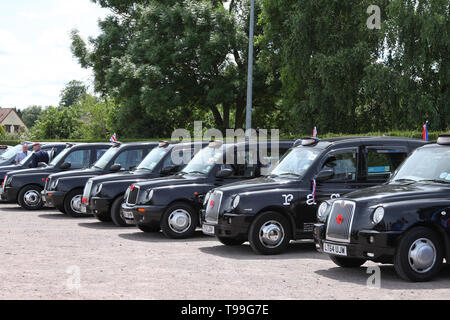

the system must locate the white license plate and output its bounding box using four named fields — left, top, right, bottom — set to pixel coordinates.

left=323, top=242, right=347, bottom=256
left=122, top=210, right=134, bottom=219
left=202, top=224, right=215, bottom=235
